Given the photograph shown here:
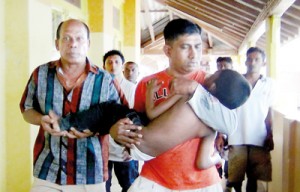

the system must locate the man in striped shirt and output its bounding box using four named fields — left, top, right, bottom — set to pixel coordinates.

left=19, top=19, right=126, bottom=192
